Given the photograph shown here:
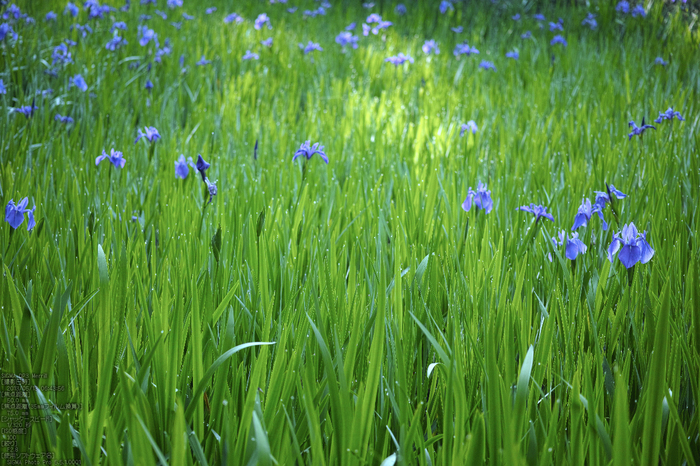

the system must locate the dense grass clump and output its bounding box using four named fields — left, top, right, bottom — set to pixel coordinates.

left=1, top=0, right=699, bottom=464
